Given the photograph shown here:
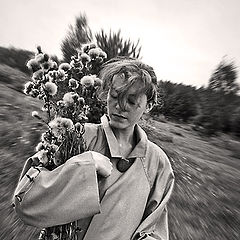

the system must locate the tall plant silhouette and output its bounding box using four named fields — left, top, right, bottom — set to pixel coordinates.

left=61, top=14, right=92, bottom=62
left=95, top=29, right=141, bottom=60
left=61, top=13, right=141, bottom=62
